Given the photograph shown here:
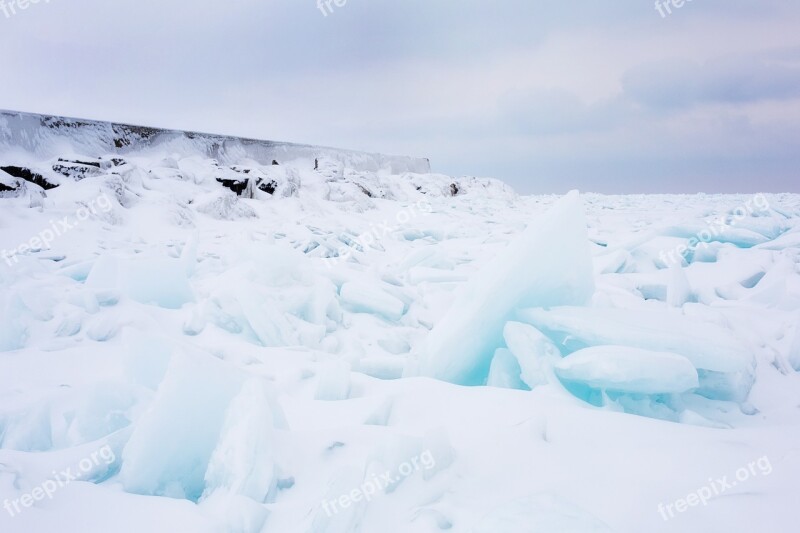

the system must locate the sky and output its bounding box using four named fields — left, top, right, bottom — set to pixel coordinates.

left=0, top=0, right=799, bottom=194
